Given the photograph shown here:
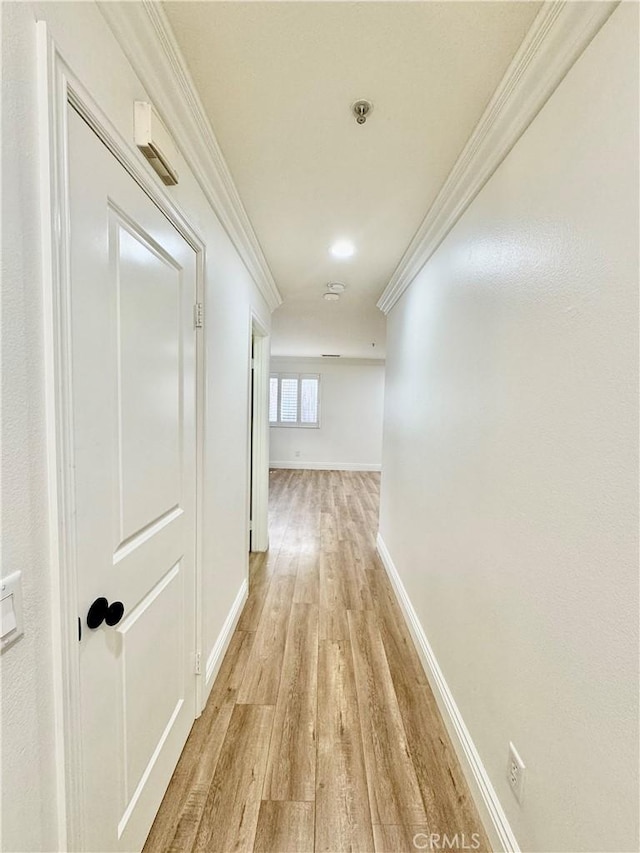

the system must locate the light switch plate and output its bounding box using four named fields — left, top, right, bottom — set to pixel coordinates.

left=1, top=571, right=23, bottom=650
